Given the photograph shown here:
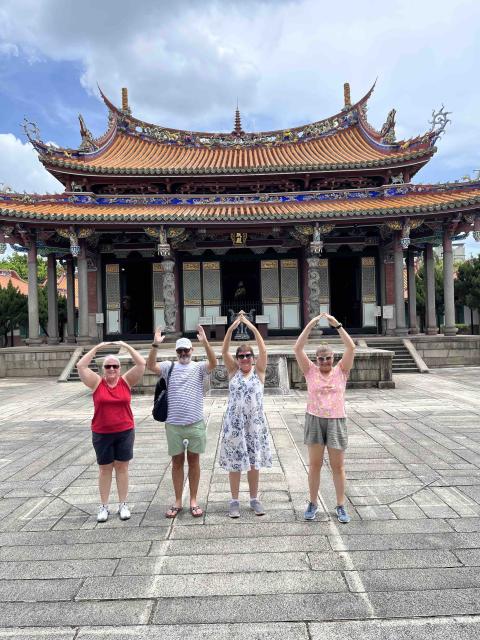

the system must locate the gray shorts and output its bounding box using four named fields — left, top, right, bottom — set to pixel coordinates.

left=304, top=414, right=348, bottom=450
